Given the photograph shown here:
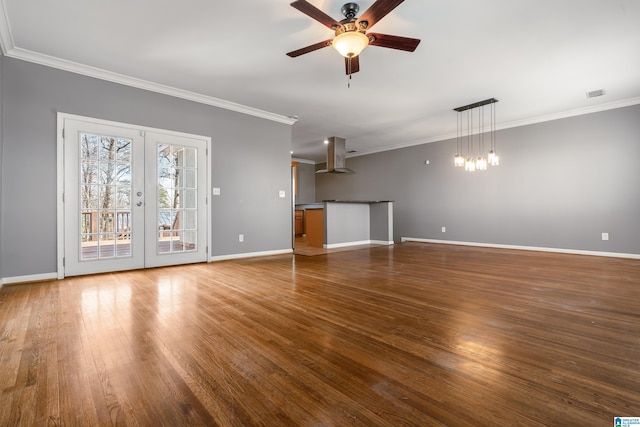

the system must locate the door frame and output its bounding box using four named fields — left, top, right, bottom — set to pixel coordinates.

left=56, top=113, right=212, bottom=279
